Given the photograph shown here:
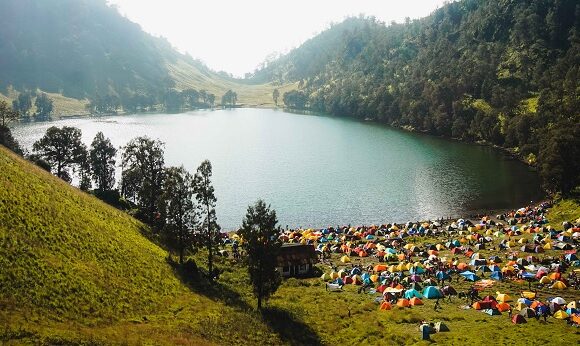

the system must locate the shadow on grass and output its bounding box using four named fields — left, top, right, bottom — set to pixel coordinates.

left=261, top=306, right=323, bottom=346
left=170, top=259, right=323, bottom=345
left=170, top=259, right=252, bottom=311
